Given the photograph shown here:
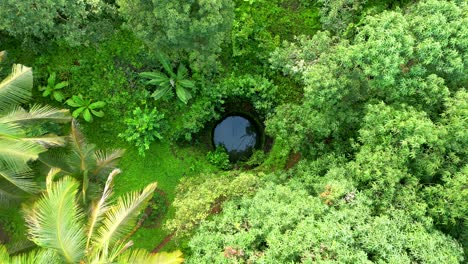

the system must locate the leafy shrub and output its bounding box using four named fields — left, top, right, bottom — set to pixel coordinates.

left=170, top=74, right=278, bottom=140
left=166, top=172, right=261, bottom=237
left=140, top=53, right=195, bottom=104
left=118, top=107, right=165, bottom=156
left=187, top=182, right=463, bottom=263
left=0, top=0, right=115, bottom=49
left=38, top=71, right=69, bottom=102
left=246, top=150, right=267, bottom=167
left=66, top=95, right=106, bottom=122
left=207, top=146, right=231, bottom=170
